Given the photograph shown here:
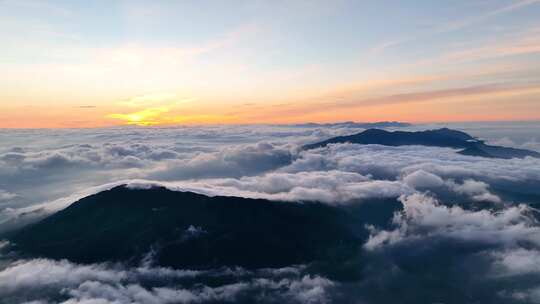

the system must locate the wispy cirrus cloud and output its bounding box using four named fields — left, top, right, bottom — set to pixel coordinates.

left=441, top=34, right=540, bottom=63
left=325, top=82, right=540, bottom=108
left=441, top=0, right=540, bottom=32
left=119, top=93, right=190, bottom=107
left=243, top=82, right=540, bottom=122
left=371, top=0, right=540, bottom=54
